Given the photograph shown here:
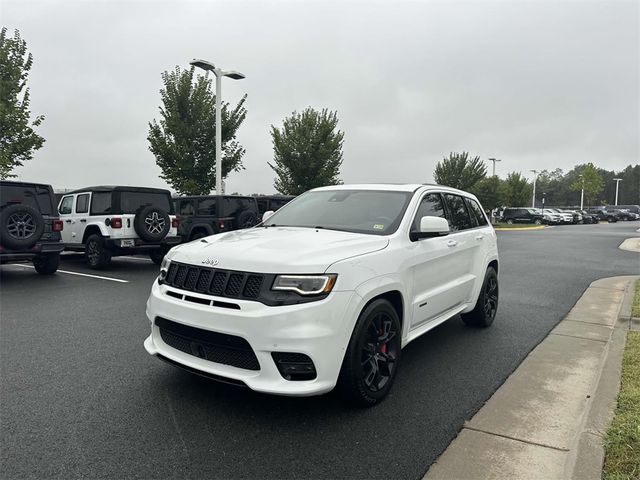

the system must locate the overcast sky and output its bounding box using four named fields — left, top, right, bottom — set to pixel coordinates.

left=3, top=0, right=638, bottom=194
